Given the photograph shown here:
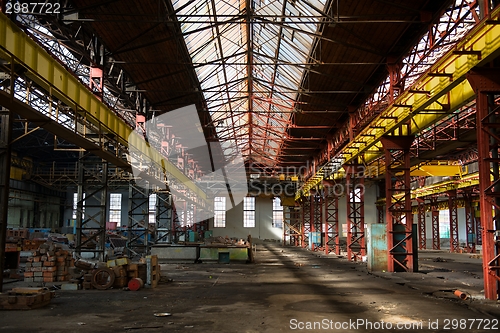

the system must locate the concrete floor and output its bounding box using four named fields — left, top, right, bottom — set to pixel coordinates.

left=1, top=243, right=499, bottom=332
